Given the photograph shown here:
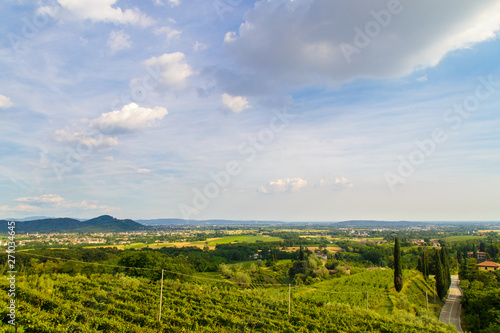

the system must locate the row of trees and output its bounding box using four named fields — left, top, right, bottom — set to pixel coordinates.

left=394, top=237, right=451, bottom=299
